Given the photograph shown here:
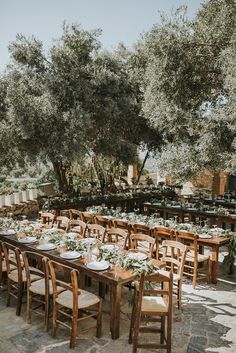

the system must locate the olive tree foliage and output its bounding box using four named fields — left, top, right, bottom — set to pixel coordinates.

left=4, top=24, right=146, bottom=193
left=0, top=77, right=22, bottom=173
left=137, top=0, right=236, bottom=181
